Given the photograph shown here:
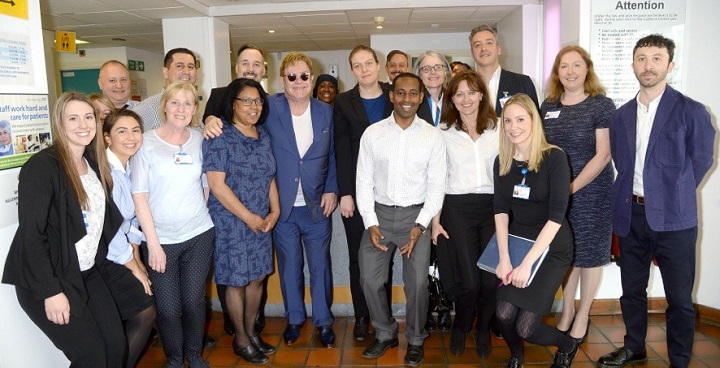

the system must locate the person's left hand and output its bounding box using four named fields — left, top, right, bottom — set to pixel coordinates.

left=400, top=226, right=423, bottom=258
left=320, top=192, right=338, bottom=216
